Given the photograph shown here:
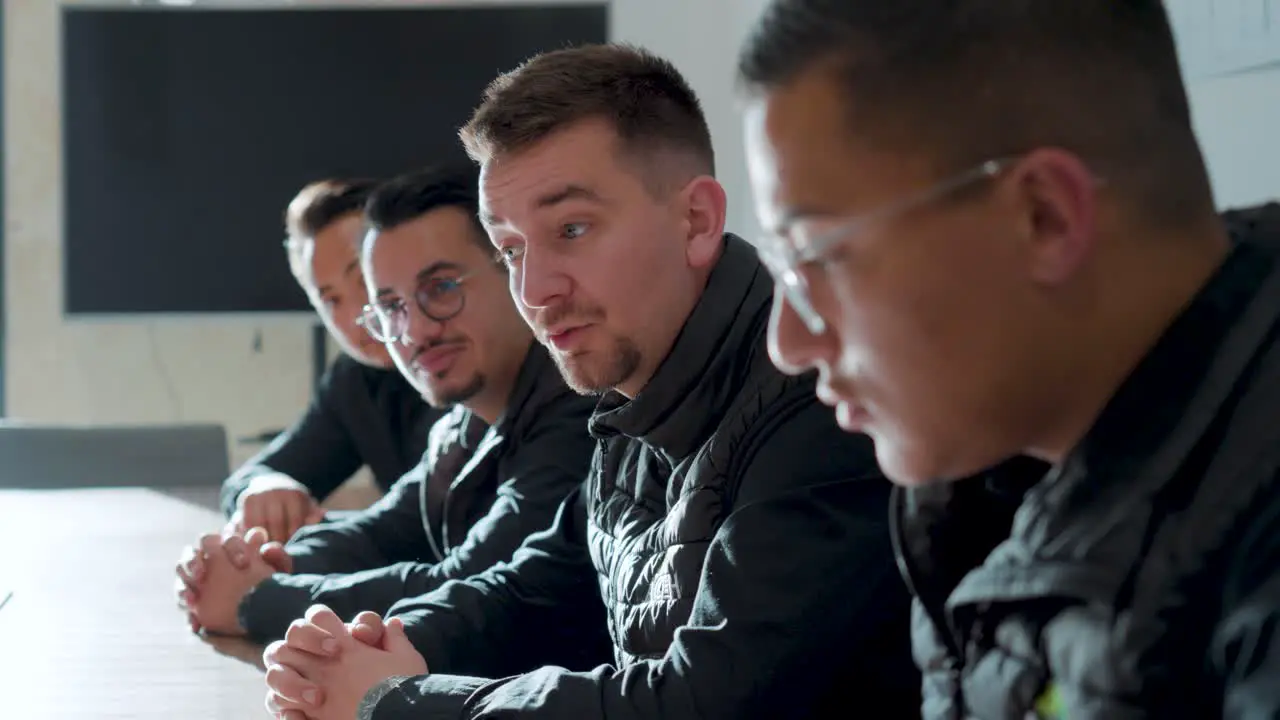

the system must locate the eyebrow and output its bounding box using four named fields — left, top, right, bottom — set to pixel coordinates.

left=375, top=261, right=463, bottom=298
left=314, top=260, right=362, bottom=296
left=481, top=184, right=604, bottom=227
